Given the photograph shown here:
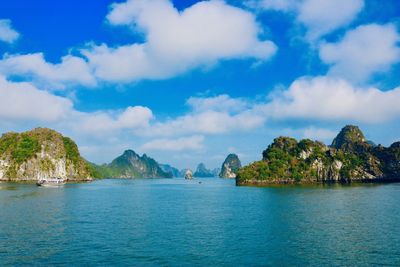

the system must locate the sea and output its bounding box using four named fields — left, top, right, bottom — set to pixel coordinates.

left=1, top=178, right=400, bottom=266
